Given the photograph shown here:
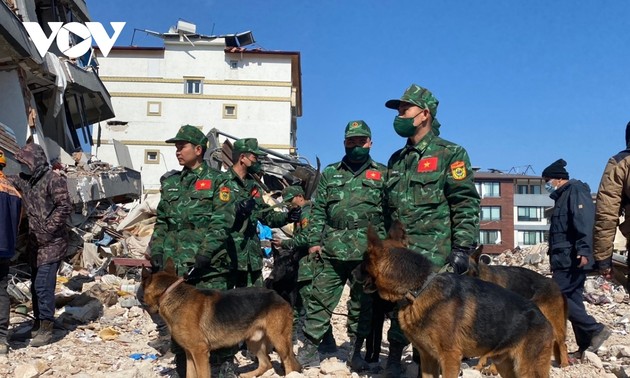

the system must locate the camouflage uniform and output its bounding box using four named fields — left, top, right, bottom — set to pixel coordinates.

left=384, top=85, right=480, bottom=348
left=303, top=121, right=386, bottom=344
left=216, top=138, right=290, bottom=288
left=149, top=126, right=232, bottom=288
left=146, top=126, right=235, bottom=377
